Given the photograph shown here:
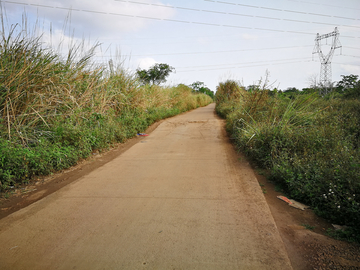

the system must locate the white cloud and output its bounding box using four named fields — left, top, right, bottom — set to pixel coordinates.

left=196, top=37, right=210, bottom=45
left=242, top=33, right=258, bottom=40
left=40, top=28, right=98, bottom=60
left=3, top=0, right=176, bottom=37
left=2, top=0, right=177, bottom=63
left=137, top=57, right=157, bottom=69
